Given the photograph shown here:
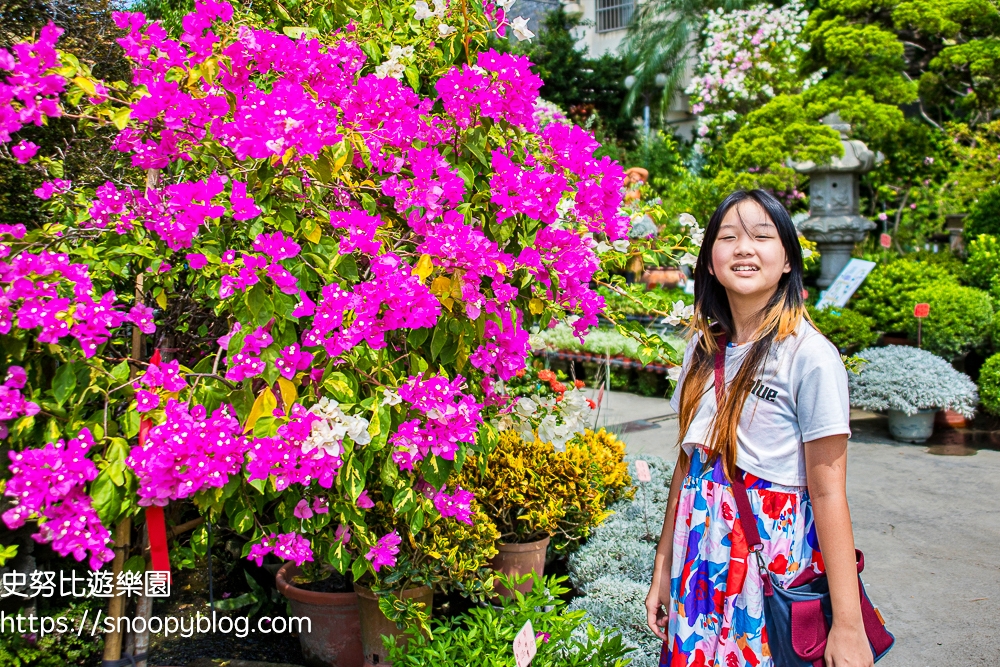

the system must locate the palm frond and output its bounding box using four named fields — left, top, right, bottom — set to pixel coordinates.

left=620, top=0, right=753, bottom=116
